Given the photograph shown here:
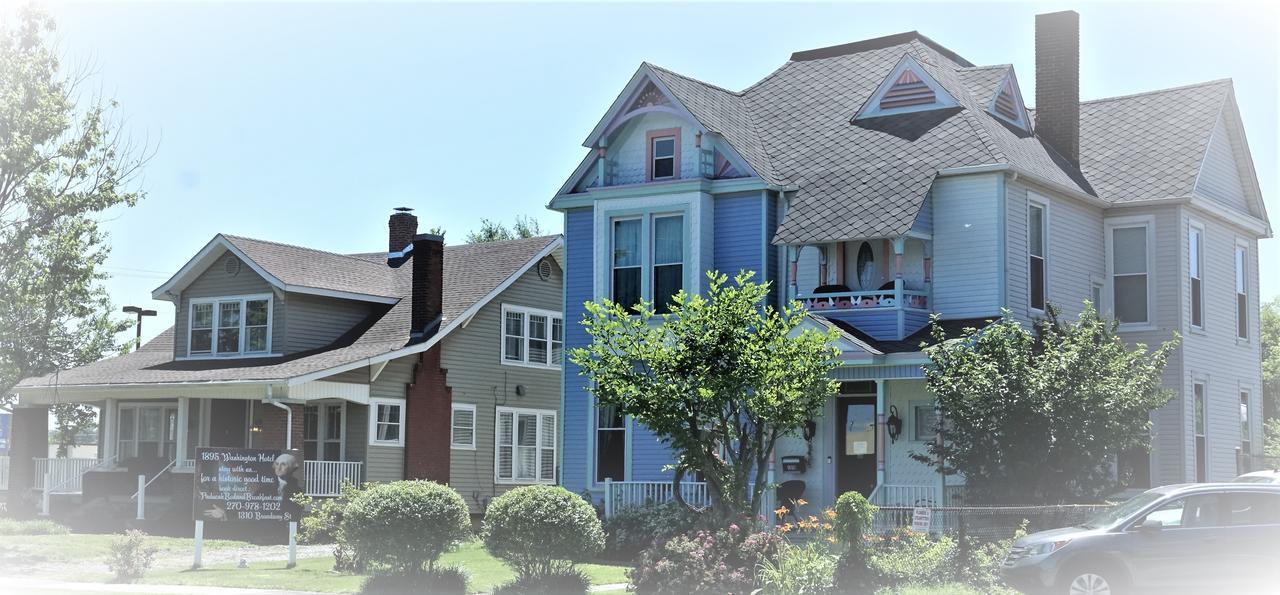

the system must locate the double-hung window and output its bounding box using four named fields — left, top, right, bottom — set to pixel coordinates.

left=495, top=407, right=556, bottom=484
left=1189, top=224, right=1204, bottom=329
left=501, top=305, right=563, bottom=368
left=610, top=214, right=685, bottom=313
left=1028, top=201, right=1047, bottom=312
left=1194, top=383, right=1207, bottom=483
left=368, top=399, right=405, bottom=447
left=451, top=403, right=476, bottom=450
left=651, top=137, right=676, bottom=180
left=1235, top=242, right=1249, bottom=340
left=303, top=403, right=345, bottom=461
left=188, top=295, right=272, bottom=357
left=1108, top=220, right=1152, bottom=327
left=1240, top=392, right=1252, bottom=458
left=595, top=403, right=627, bottom=483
